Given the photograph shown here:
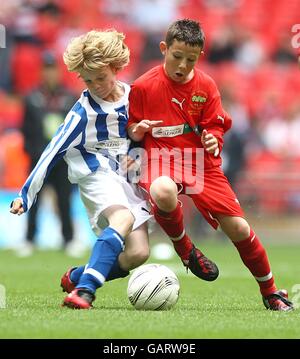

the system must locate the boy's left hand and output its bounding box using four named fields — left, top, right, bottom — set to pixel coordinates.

left=10, top=198, right=24, bottom=215
left=201, top=129, right=219, bottom=157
